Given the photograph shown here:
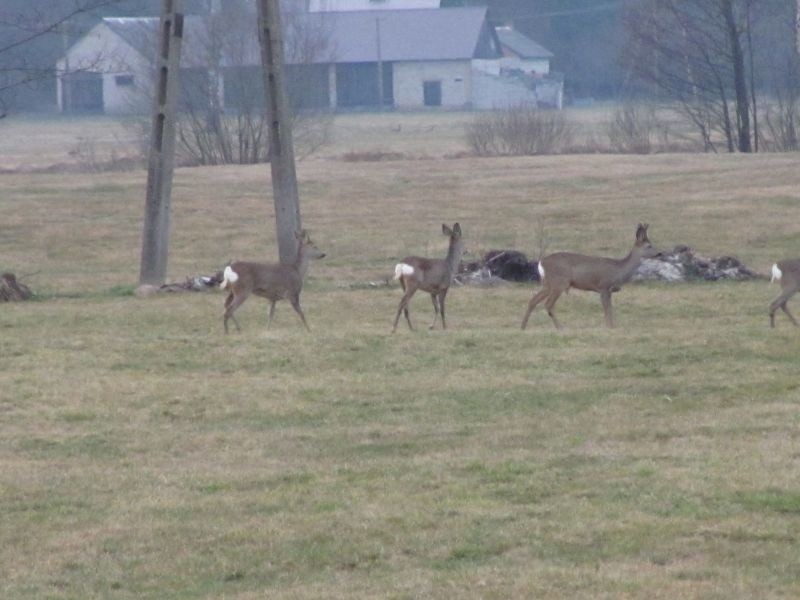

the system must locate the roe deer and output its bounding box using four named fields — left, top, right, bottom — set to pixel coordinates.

left=392, top=223, right=464, bottom=333
left=521, top=223, right=663, bottom=330
left=220, top=230, right=325, bottom=333
left=769, top=259, right=800, bottom=328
